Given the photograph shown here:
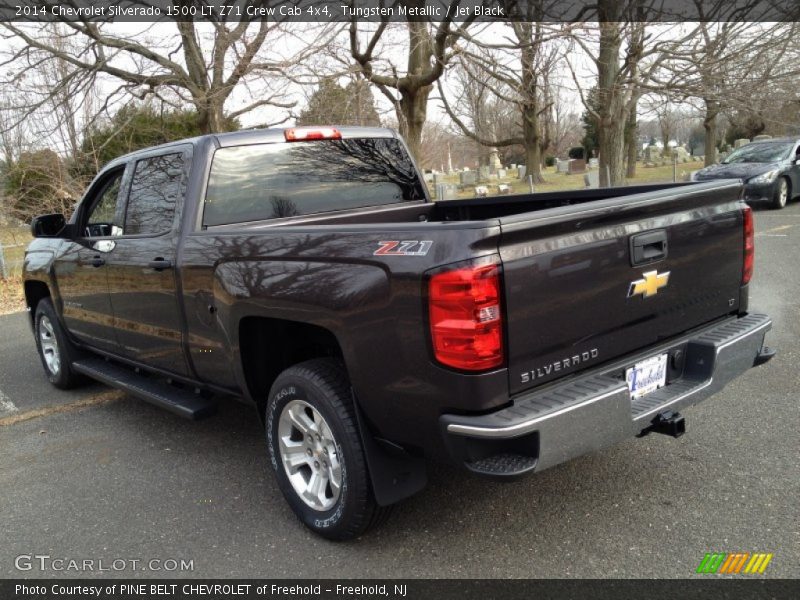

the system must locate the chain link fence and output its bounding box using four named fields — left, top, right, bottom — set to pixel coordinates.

left=0, top=215, right=29, bottom=281
left=0, top=241, right=25, bottom=279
